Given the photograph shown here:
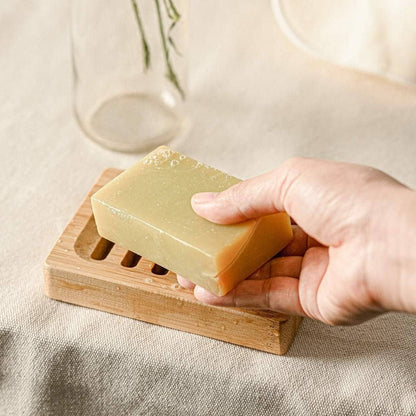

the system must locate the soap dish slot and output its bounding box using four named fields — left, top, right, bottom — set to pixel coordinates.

left=91, top=238, right=114, bottom=260
left=121, top=251, right=141, bottom=268
left=74, top=214, right=172, bottom=276
left=151, top=264, right=169, bottom=275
